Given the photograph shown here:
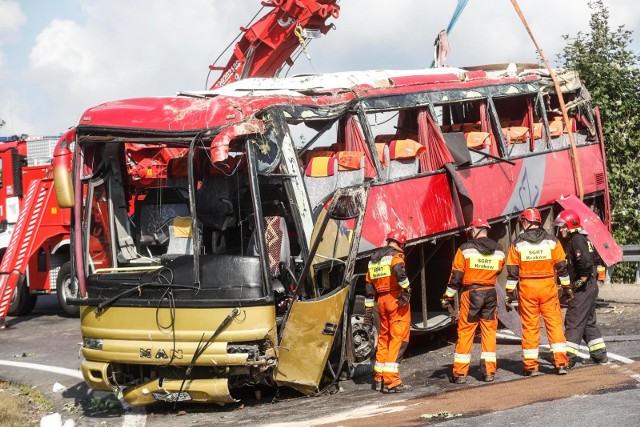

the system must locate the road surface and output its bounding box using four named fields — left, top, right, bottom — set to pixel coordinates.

left=1, top=283, right=639, bottom=426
